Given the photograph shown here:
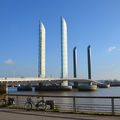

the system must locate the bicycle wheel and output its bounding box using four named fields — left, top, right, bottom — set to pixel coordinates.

left=24, top=102, right=32, bottom=111
left=37, top=100, right=46, bottom=110
left=0, top=99, right=6, bottom=107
